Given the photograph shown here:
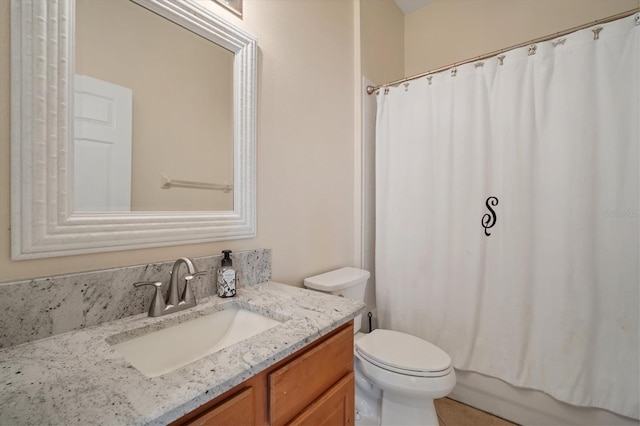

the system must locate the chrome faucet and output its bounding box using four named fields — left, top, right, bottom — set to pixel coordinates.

left=134, top=257, right=207, bottom=317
